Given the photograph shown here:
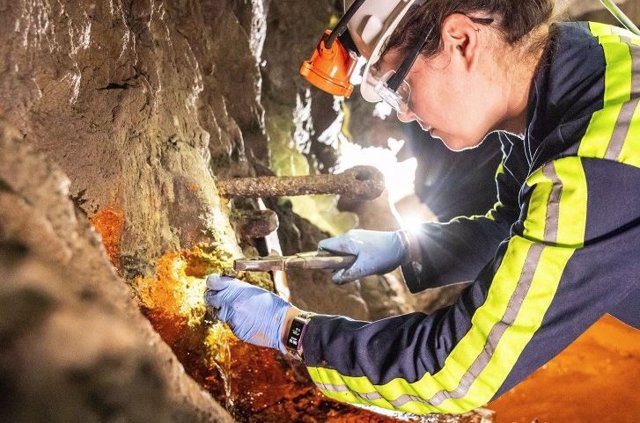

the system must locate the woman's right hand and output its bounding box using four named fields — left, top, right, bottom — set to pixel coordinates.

left=318, top=229, right=410, bottom=284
